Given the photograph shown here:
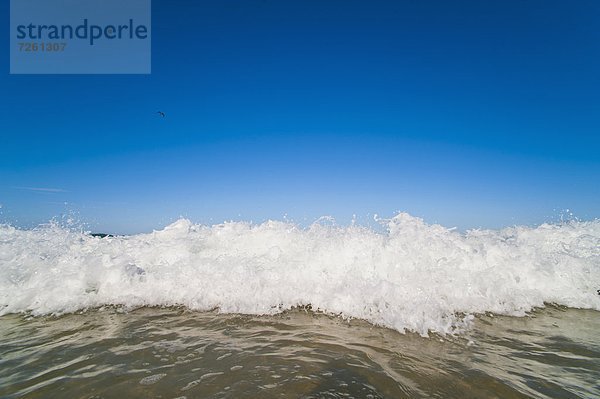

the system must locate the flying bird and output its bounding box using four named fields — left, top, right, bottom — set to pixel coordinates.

left=157, top=111, right=165, bottom=117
